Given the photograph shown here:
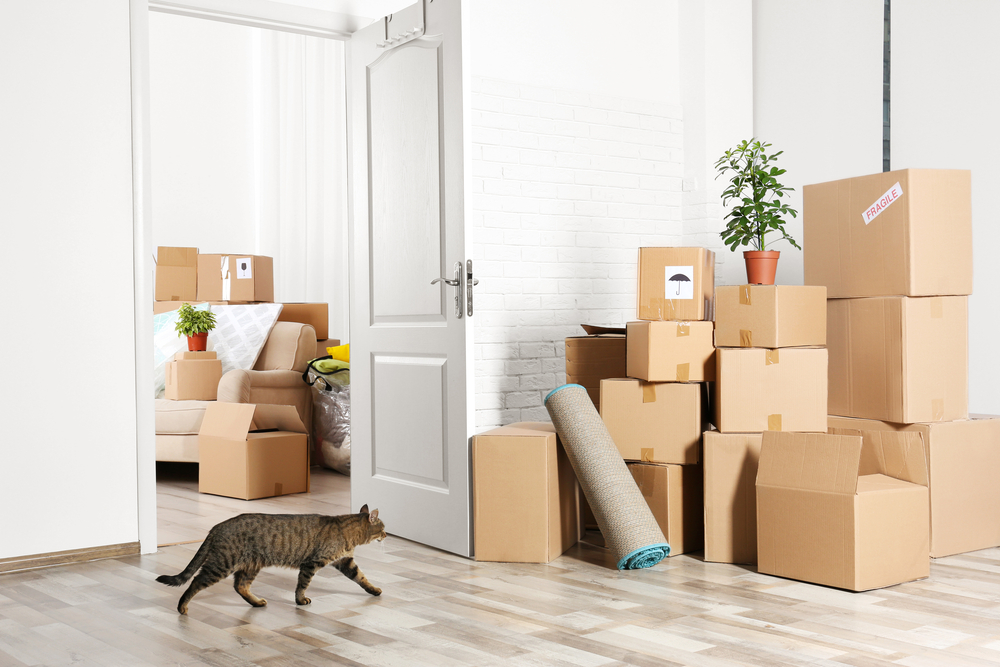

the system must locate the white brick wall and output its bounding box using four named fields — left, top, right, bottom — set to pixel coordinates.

left=471, top=77, right=685, bottom=429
